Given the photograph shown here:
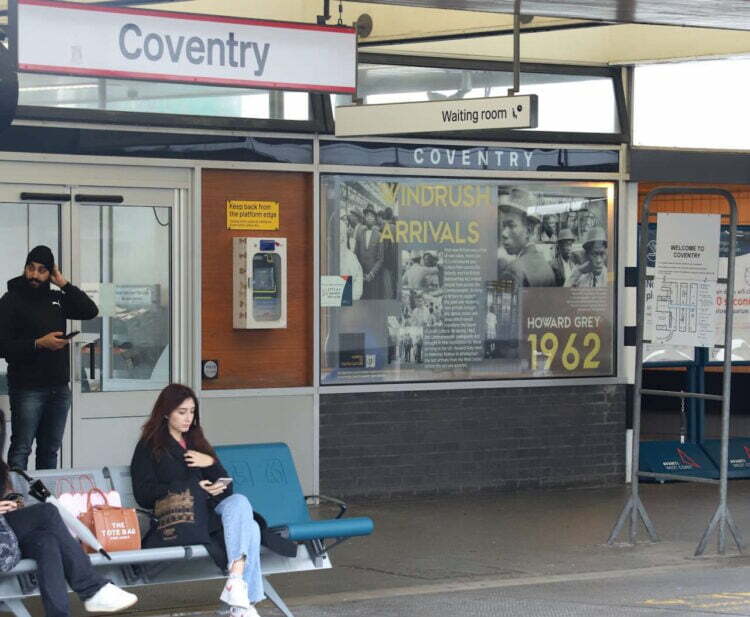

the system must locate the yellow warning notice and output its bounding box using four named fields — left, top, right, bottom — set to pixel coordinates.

left=227, top=200, right=279, bottom=230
